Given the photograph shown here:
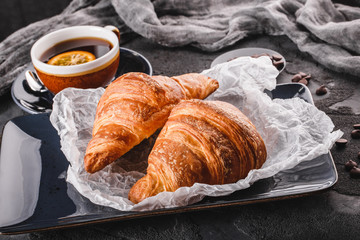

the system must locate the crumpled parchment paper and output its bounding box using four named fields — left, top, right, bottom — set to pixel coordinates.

left=49, top=56, right=342, bottom=211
